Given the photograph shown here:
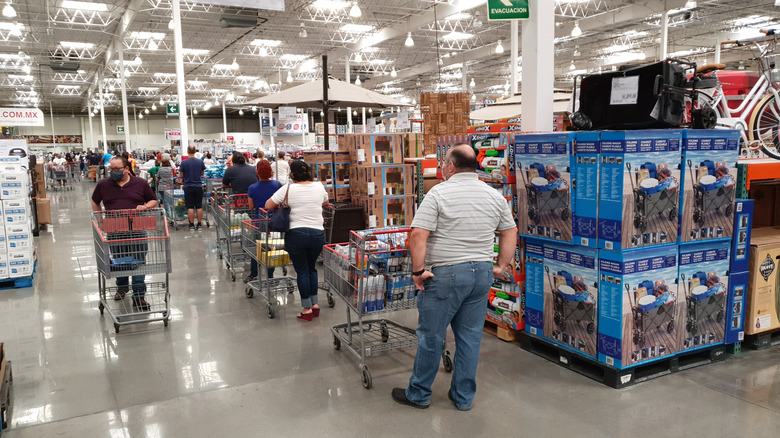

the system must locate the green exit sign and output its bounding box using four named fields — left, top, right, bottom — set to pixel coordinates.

left=487, top=0, right=529, bottom=20
left=166, top=103, right=179, bottom=115
left=117, top=125, right=125, bottom=134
